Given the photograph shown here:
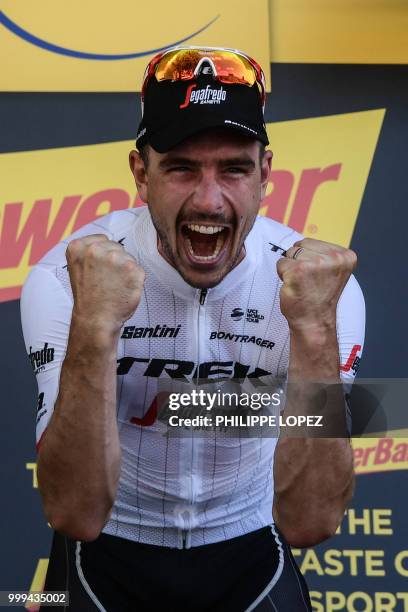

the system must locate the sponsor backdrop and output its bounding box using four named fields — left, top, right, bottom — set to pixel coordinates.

left=0, top=1, right=407, bottom=610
